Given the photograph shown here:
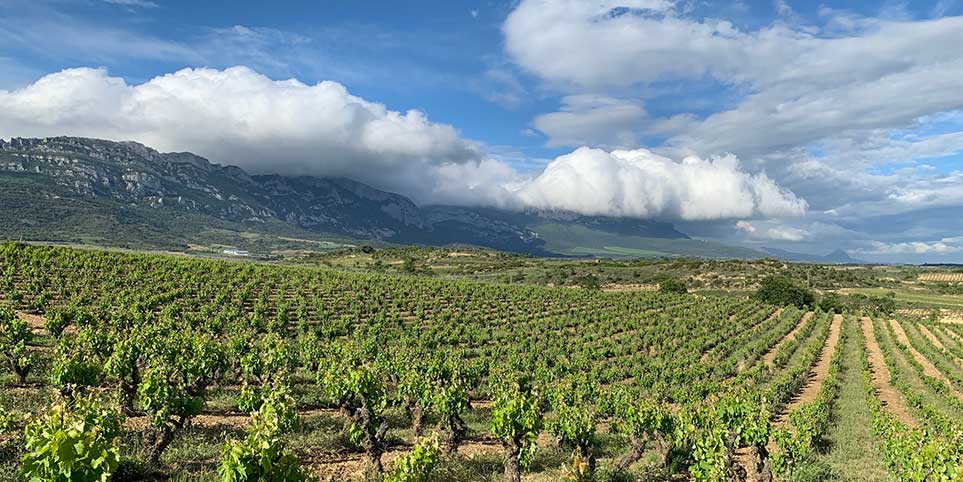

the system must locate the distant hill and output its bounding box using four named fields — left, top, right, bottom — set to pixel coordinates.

left=0, top=136, right=761, bottom=258
left=762, top=247, right=866, bottom=264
